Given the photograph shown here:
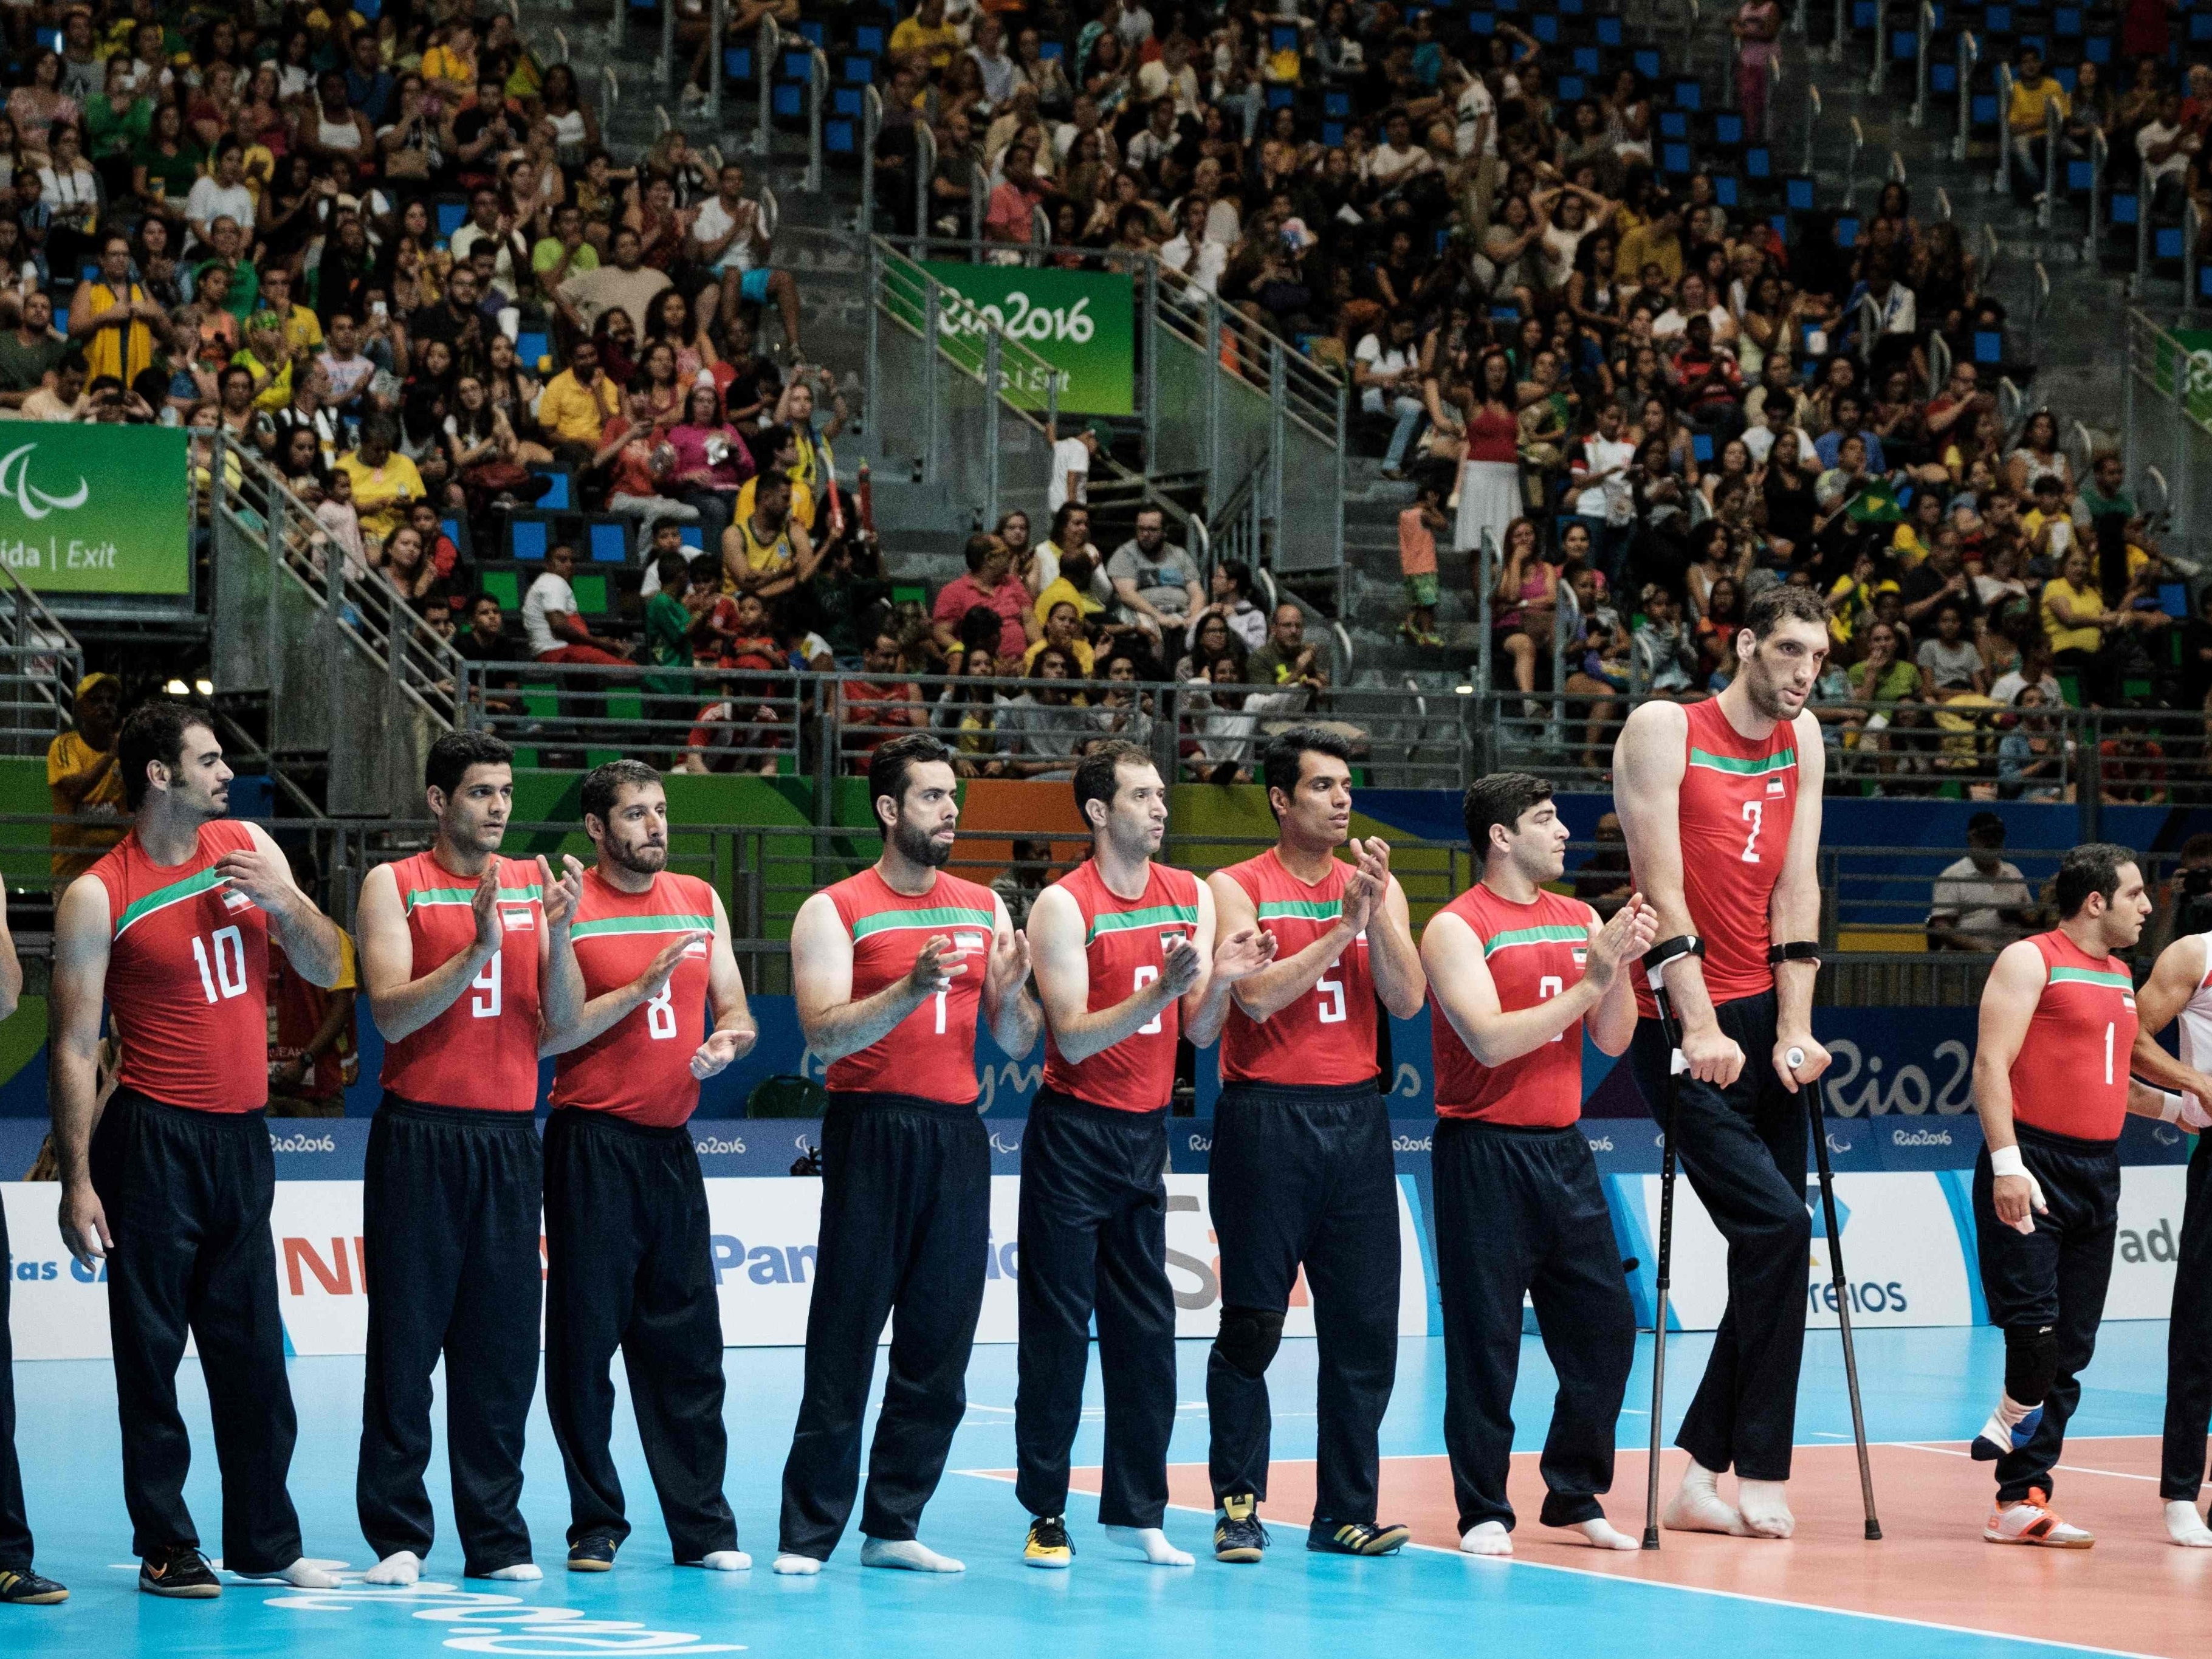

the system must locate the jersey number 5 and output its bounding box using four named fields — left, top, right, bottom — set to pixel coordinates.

left=1316, top=962, right=1347, bottom=1024
left=1740, top=799, right=1764, bottom=864
left=190, top=926, right=249, bottom=1005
